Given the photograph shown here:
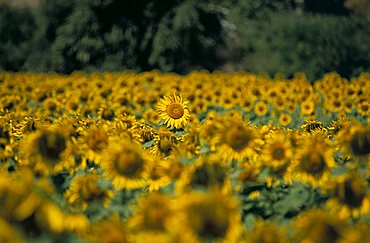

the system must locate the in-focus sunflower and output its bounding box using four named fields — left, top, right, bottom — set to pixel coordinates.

left=172, top=191, right=242, bottom=243
left=101, top=138, right=153, bottom=190
left=325, top=173, right=369, bottom=219
left=157, top=94, right=190, bottom=129
left=294, top=209, right=347, bottom=243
